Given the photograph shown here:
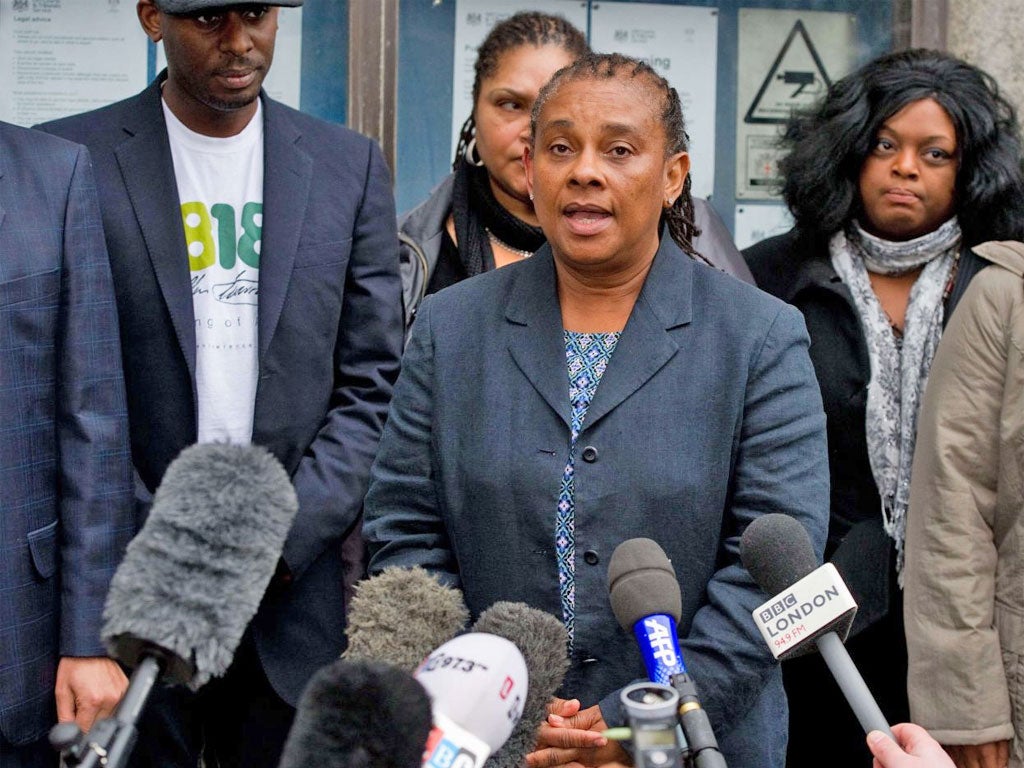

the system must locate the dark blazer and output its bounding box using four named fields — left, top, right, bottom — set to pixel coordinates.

left=364, top=238, right=830, bottom=767
left=40, top=78, right=404, bottom=705
left=0, top=122, right=134, bottom=746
